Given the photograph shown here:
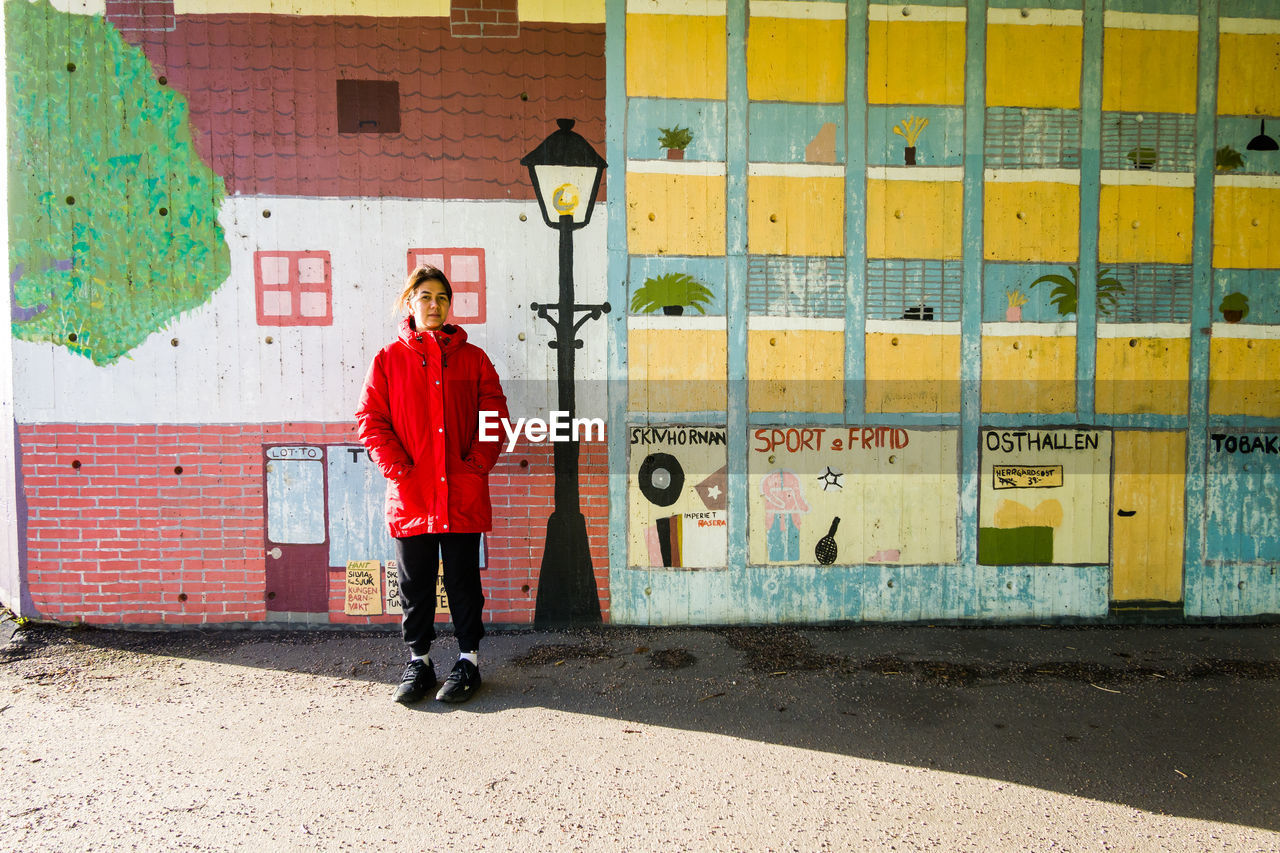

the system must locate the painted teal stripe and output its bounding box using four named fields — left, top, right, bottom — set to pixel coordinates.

left=844, top=0, right=868, bottom=422
left=609, top=562, right=1108, bottom=624
left=1094, top=413, right=1193, bottom=430
left=958, top=0, right=986, bottom=566
left=1208, top=416, right=1280, bottom=429
left=605, top=0, right=629, bottom=604
left=1184, top=0, right=1220, bottom=616
left=982, top=413, right=1094, bottom=428
left=726, top=1, right=749, bottom=573
left=1076, top=0, right=1102, bottom=420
